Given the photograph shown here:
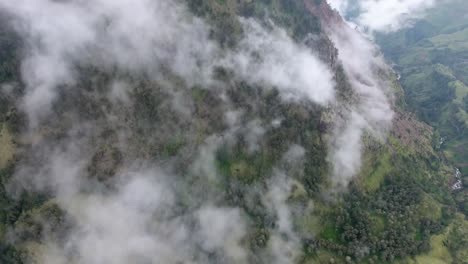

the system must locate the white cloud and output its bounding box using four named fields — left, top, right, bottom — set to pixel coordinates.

left=327, top=0, right=349, bottom=15
left=2, top=0, right=335, bottom=128
left=196, top=207, right=248, bottom=262
left=357, top=0, right=436, bottom=32
left=64, top=173, right=185, bottom=264
left=328, top=0, right=438, bottom=32
left=225, top=19, right=335, bottom=105
left=0, top=0, right=401, bottom=262
left=263, top=172, right=301, bottom=263
left=12, top=139, right=249, bottom=264
left=327, top=21, right=394, bottom=187
left=0, top=0, right=216, bottom=126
